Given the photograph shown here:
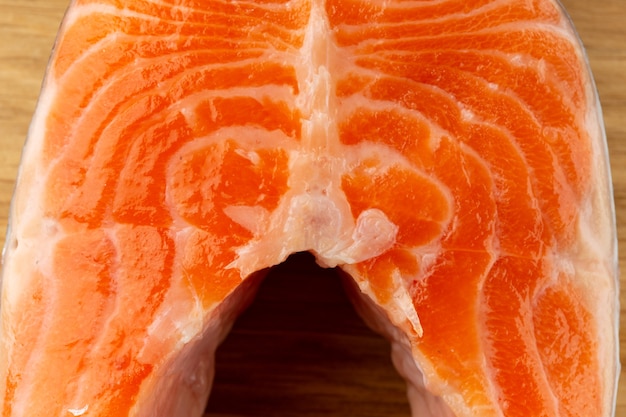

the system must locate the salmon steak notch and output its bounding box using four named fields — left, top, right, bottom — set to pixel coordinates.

left=0, top=0, right=619, bottom=416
